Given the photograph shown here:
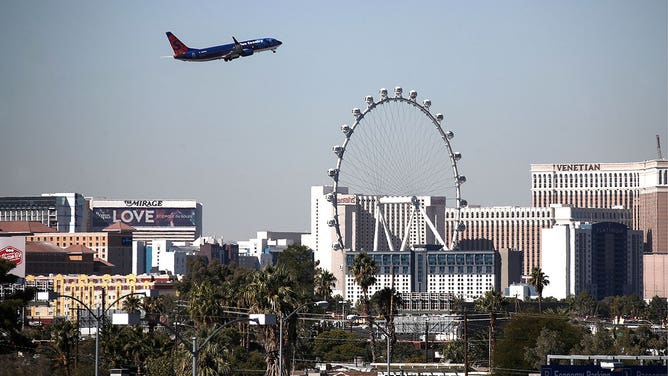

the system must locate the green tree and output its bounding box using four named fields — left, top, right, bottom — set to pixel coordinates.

left=620, top=294, right=646, bottom=319
left=612, top=325, right=664, bottom=356
left=122, top=296, right=142, bottom=314
left=370, top=287, right=403, bottom=363
left=188, top=280, right=226, bottom=328
left=524, top=327, right=569, bottom=370
left=494, top=313, right=584, bottom=374
left=349, top=252, right=378, bottom=362
left=142, top=331, right=176, bottom=376
left=529, top=267, right=550, bottom=313
left=644, top=296, right=667, bottom=324
left=48, top=318, right=79, bottom=376
left=566, top=290, right=598, bottom=319
left=473, top=289, right=507, bottom=368
left=173, top=326, right=233, bottom=376
left=314, top=267, right=336, bottom=301
left=177, top=256, right=211, bottom=295
left=142, top=295, right=167, bottom=333
left=571, top=324, right=615, bottom=355
left=241, top=265, right=300, bottom=376
left=0, top=259, right=35, bottom=355
left=277, top=245, right=316, bottom=298
left=312, top=329, right=367, bottom=362
left=604, top=296, right=624, bottom=322
left=441, top=340, right=465, bottom=363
